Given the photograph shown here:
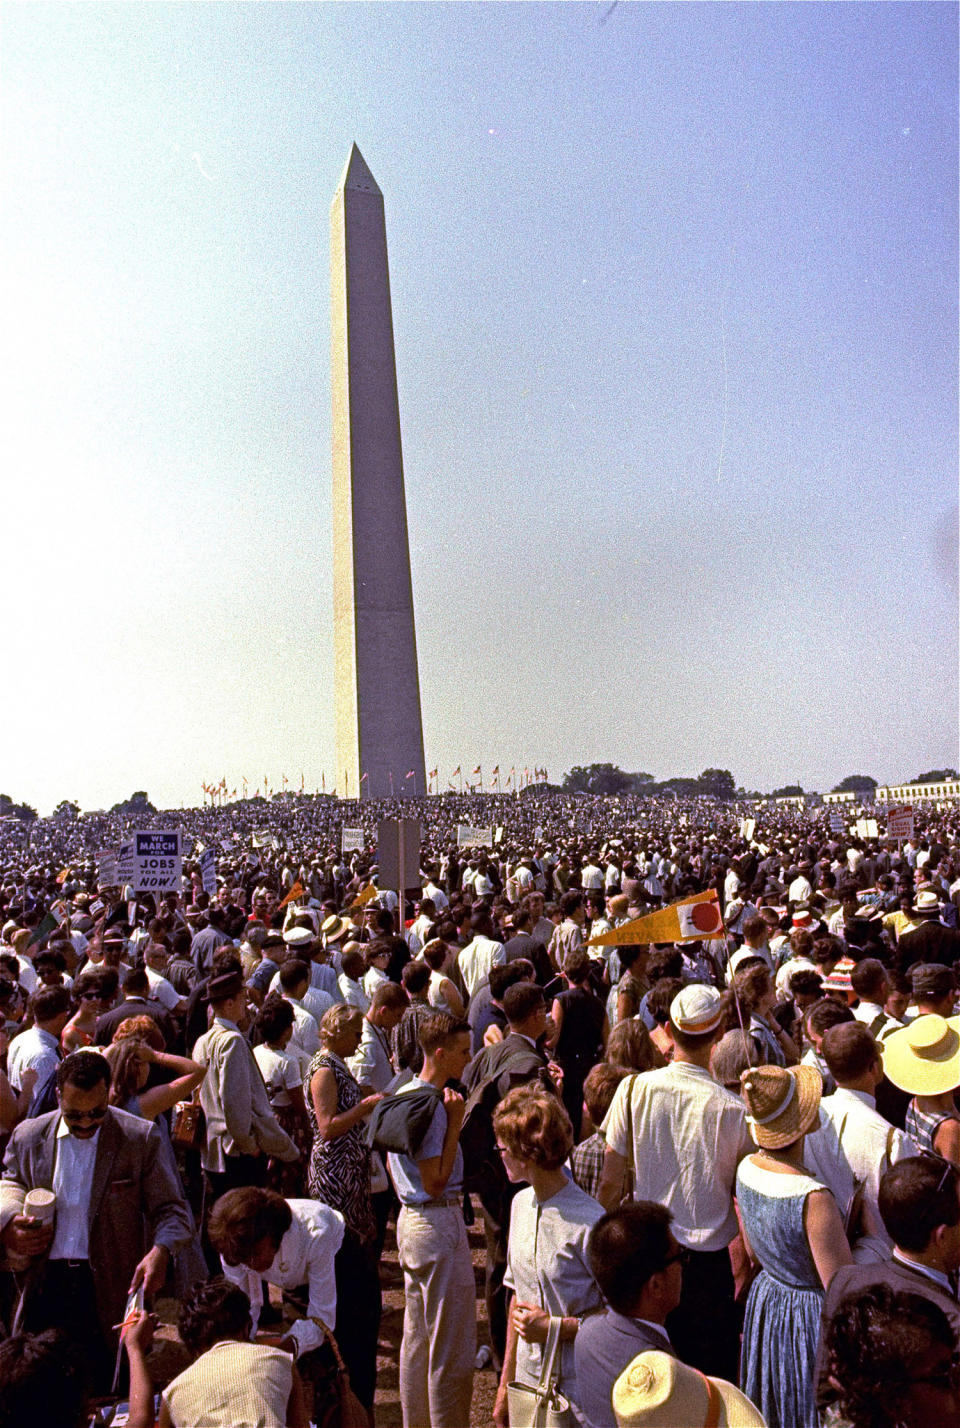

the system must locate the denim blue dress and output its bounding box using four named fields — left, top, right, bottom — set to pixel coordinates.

left=736, top=1155, right=827, bottom=1428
